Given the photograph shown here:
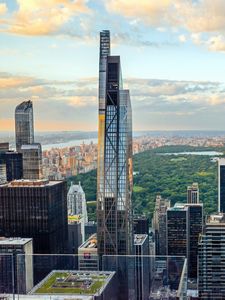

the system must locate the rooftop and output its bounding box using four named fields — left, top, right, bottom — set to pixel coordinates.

left=0, top=237, right=32, bottom=246
left=0, top=179, right=64, bottom=187
left=15, top=100, right=32, bottom=113
left=30, top=270, right=115, bottom=296
left=207, top=213, right=225, bottom=224
left=134, top=234, right=148, bottom=245
left=79, top=234, right=97, bottom=250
